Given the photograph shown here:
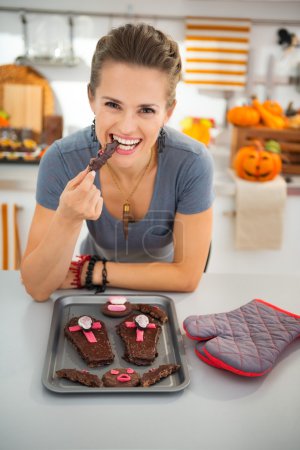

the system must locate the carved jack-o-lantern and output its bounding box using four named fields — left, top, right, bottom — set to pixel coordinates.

left=233, top=141, right=282, bottom=182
